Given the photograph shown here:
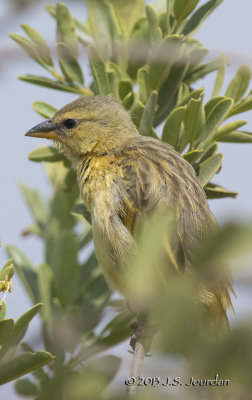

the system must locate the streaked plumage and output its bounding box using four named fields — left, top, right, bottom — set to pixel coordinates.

left=26, top=95, right=234, bottom=330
